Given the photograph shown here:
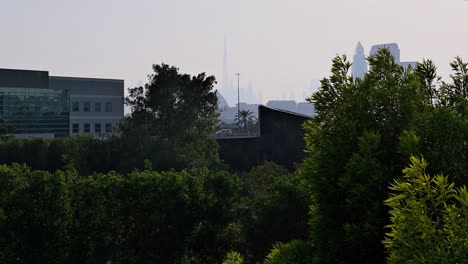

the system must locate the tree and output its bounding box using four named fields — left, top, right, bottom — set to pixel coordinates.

left=303, top=49, right=423, bottom=264
left=121, top=63, right=220, bottom=171
left=0, top=119, right=14, bottom=142
left=412, top=58, right=468, bottom=185
left=243, top=162, right=309, bottom=262
left=234, top=110, right=257, bottom=132
left=0, top=163, right=242, bottom=264
left=0, top=164, right=73, bottom=264
left=223, top=251, right=244, bottom=264
left=440, top=57, right=468, bottom=111
left=263, top=240, right=313, bottom=264
left=384, top=156, right=468, bottom=263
